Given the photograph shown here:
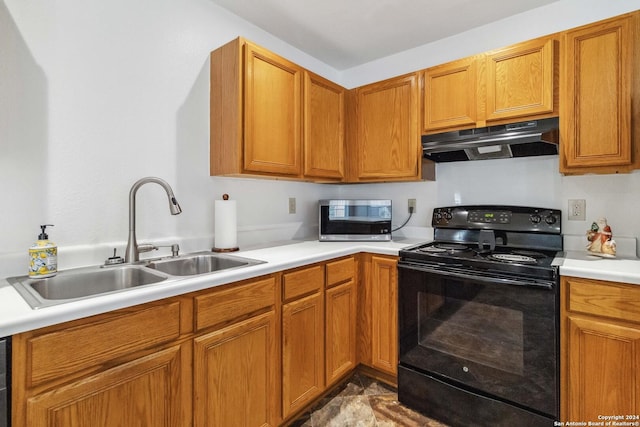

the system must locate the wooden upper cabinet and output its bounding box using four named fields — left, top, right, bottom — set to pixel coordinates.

left=422, top=36, right=558, bottom=134
left=422, top=56, right=479, bottom=132
left=560, top=12, right=640, bottom=174
left=210, top=37, right=304, bottom=179
left=350, top=73, right=421, bottom=182
left=244, top=42, right=302, bottom=175
left=303, top=71, right=345, bottom=180
left=485, top=37, right=558, bottom=121
left=210, top=37, right=347, bottom=181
